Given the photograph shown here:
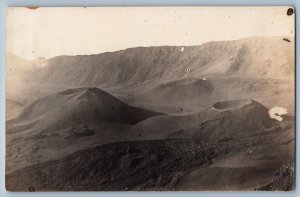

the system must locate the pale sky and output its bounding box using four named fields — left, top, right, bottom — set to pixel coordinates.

left=6, top=7, right=294, bottom=60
